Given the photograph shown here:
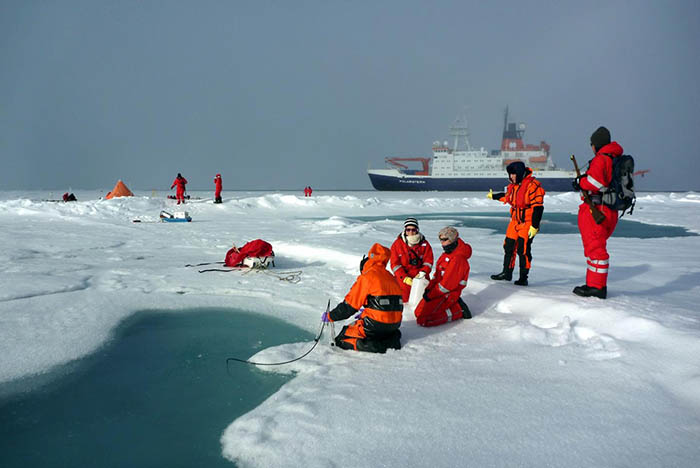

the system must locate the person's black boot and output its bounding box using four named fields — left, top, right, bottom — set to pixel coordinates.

left=458, top=298, right=472, bottom=319
left=573, top=285, right=607, bottom=299
left=514, top=268, right=529, bottom=286
left=490, top=268, right=513, bottom=281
